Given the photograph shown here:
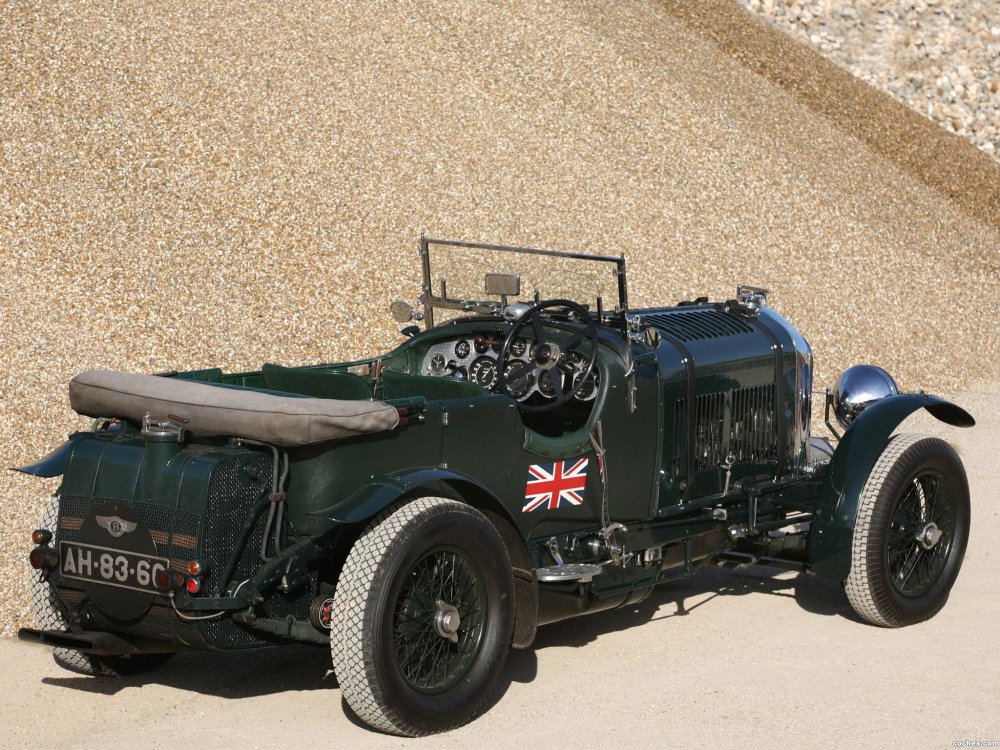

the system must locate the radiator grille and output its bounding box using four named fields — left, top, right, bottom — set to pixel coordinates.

left=645, top=310, right=754, bottom=341
left=201, top=453, right=273, bottom=598
left=674, top=384, right=778, bottom=472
